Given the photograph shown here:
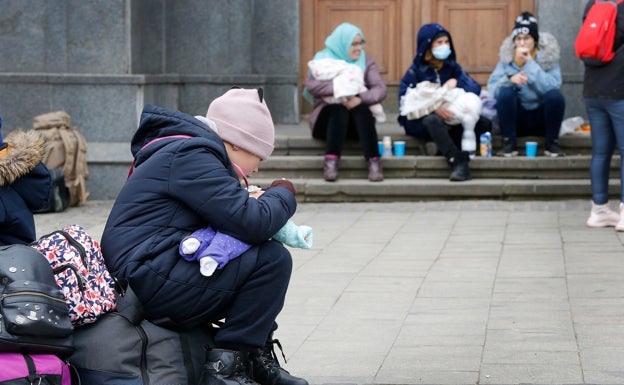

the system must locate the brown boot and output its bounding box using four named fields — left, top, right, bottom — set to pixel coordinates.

left=323, top=155, right=339, bottom=182
left=368, top=157, right=383, bottom=182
